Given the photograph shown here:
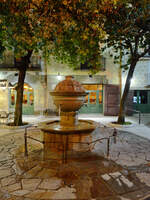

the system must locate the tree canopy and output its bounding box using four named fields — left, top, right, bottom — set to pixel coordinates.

left=0, top=0, right=108, bottom=125
left=1, top=0, right=148, bottom=124
left=101, top=0, right=150, bottom=66
left=0, top=0, right=107, bottom=72
left=100, top=0, right=150, bottom=123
